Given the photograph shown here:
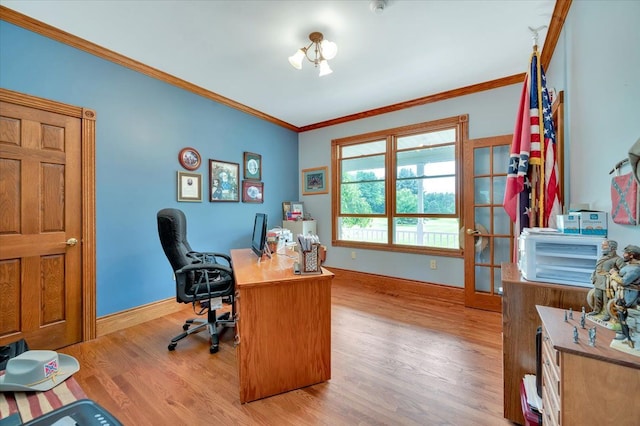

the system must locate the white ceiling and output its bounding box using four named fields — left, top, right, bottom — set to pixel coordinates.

left=1, top=0, right=556, bottom=129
